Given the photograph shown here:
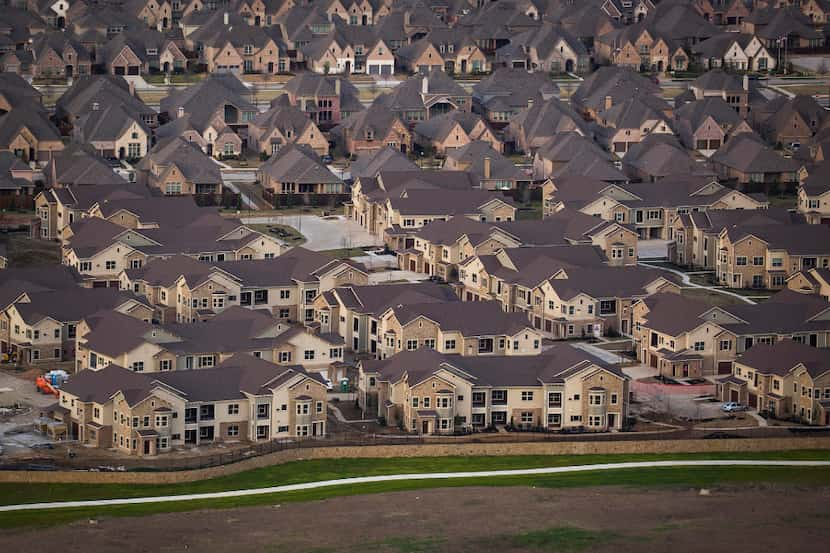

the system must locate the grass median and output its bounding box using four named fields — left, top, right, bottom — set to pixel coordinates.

left=2, top=451, right=830, bottom=528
